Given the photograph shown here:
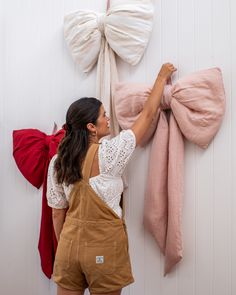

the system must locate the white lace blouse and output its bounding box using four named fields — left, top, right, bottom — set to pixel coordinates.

left=46, top=129, right=136, bottom=218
